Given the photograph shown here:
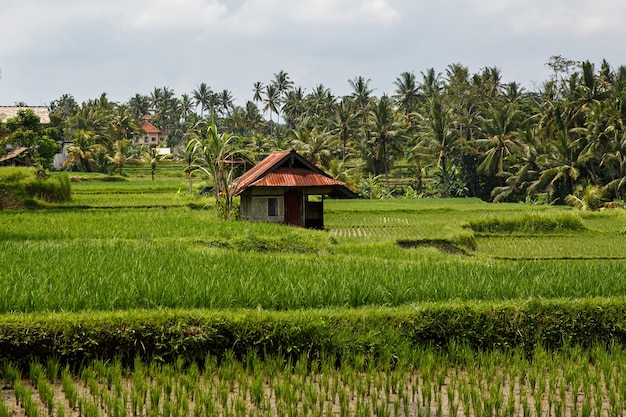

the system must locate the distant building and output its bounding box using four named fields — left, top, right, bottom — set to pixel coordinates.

left=0, top=106, right=51, bottom=125
left=232, top=150, right=357, bottom=229
left=0, top=146, right=32, bottom=167
left=134, top=115, right=164, bottom=147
